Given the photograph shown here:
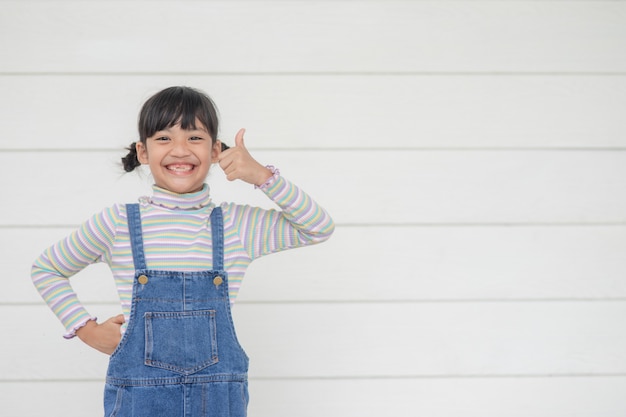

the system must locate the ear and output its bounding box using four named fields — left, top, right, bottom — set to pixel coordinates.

left=211, top=140, right=222, bottom=163
left=136, top=141, right=149, bottom=164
